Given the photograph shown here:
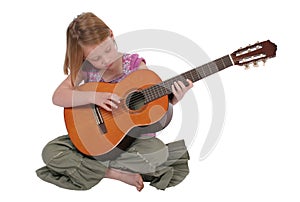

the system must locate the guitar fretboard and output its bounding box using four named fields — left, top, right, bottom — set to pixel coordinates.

left=142, top=55, right=233, bottom=103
